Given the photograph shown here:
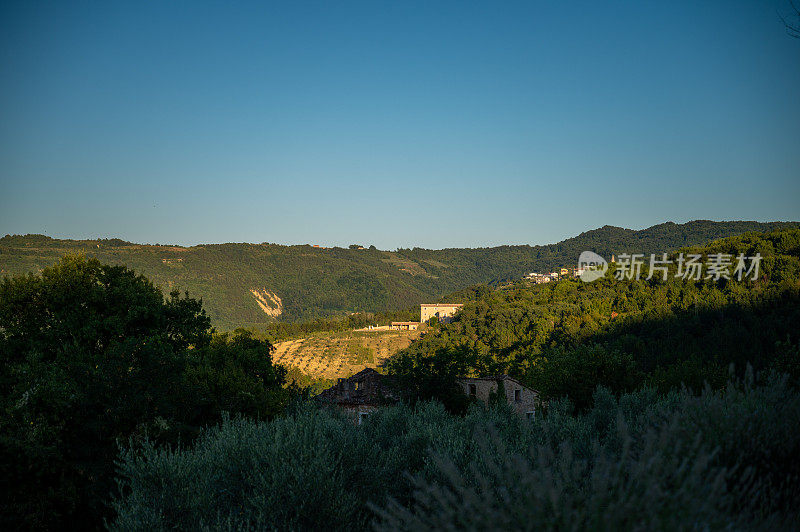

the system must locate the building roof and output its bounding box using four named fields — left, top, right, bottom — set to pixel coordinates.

left=420, top=303, right=463, bottom=307
left=457, top=374, right=540, bottom=394
left=315, top=368, right=401, bottom=406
